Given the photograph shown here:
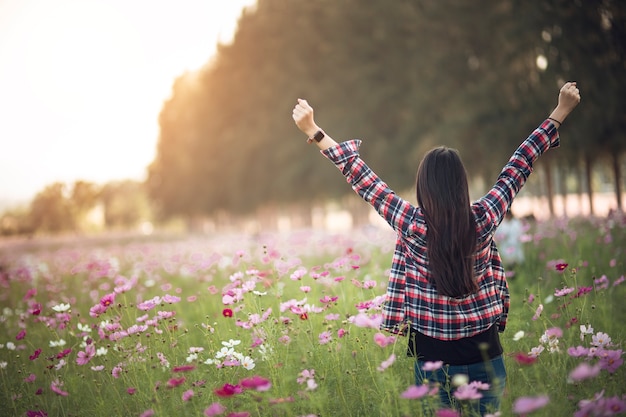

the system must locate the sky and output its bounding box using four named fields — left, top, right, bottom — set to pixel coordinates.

left=0, top=0, right=257, bottom=207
